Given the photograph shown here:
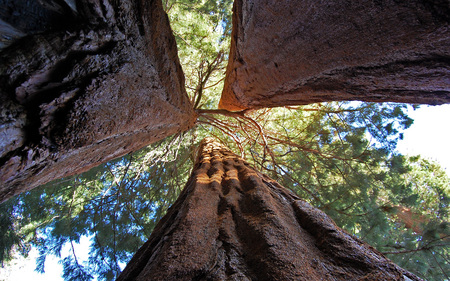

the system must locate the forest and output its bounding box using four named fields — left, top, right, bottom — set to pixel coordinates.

left=0, top=0, right=449, bottom=280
